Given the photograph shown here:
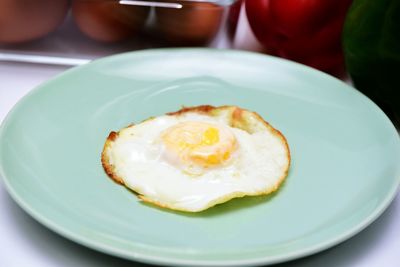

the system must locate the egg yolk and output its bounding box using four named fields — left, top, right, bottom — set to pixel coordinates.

left=161, top=121, right=236, bottom=167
